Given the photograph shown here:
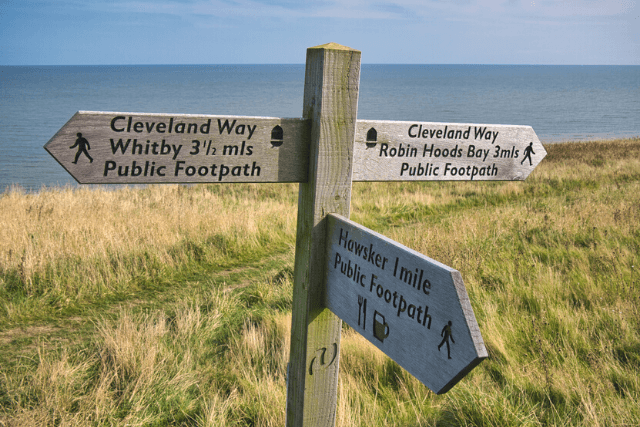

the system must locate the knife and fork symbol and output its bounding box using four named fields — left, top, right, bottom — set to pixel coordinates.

left=358, top=295, right=367, bottom=329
